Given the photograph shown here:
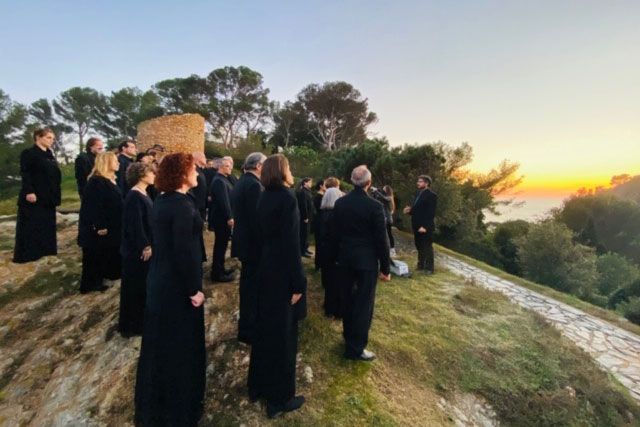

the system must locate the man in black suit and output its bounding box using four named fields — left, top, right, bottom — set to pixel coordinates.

left=403, top=175, right=438, bottom=273
left=190, top=152, right=208, bottom=220
left=296, top=177, right=315, bottom=257
left=208, top=157, right=235, bottom=282
left=116, top=140, right=137, bottom=195
left=223, top=155, right=238, bottom=185
left=74, top=137, right=104, bottom=198
left=330, top=165, right=391, bottom=361
left=231, top=152, right=266, bottom=344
